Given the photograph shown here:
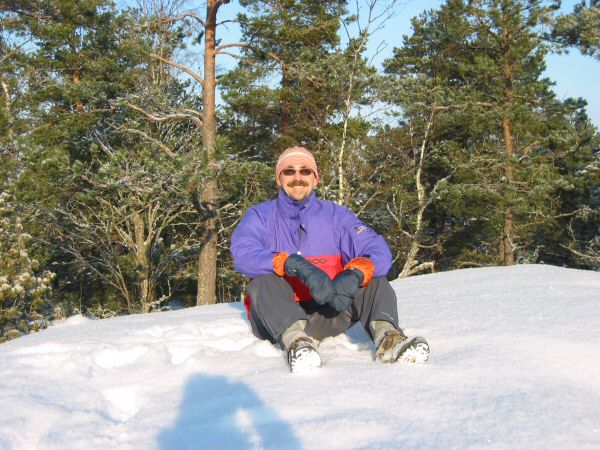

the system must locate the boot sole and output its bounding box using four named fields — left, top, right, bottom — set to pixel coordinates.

left=289, top=348, right=322, bottom=373
left=395, top=336, right=430, bottom=364
left=288, top=340, right=323, bottom=373
left=376, top=336, right=430, bottom=364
